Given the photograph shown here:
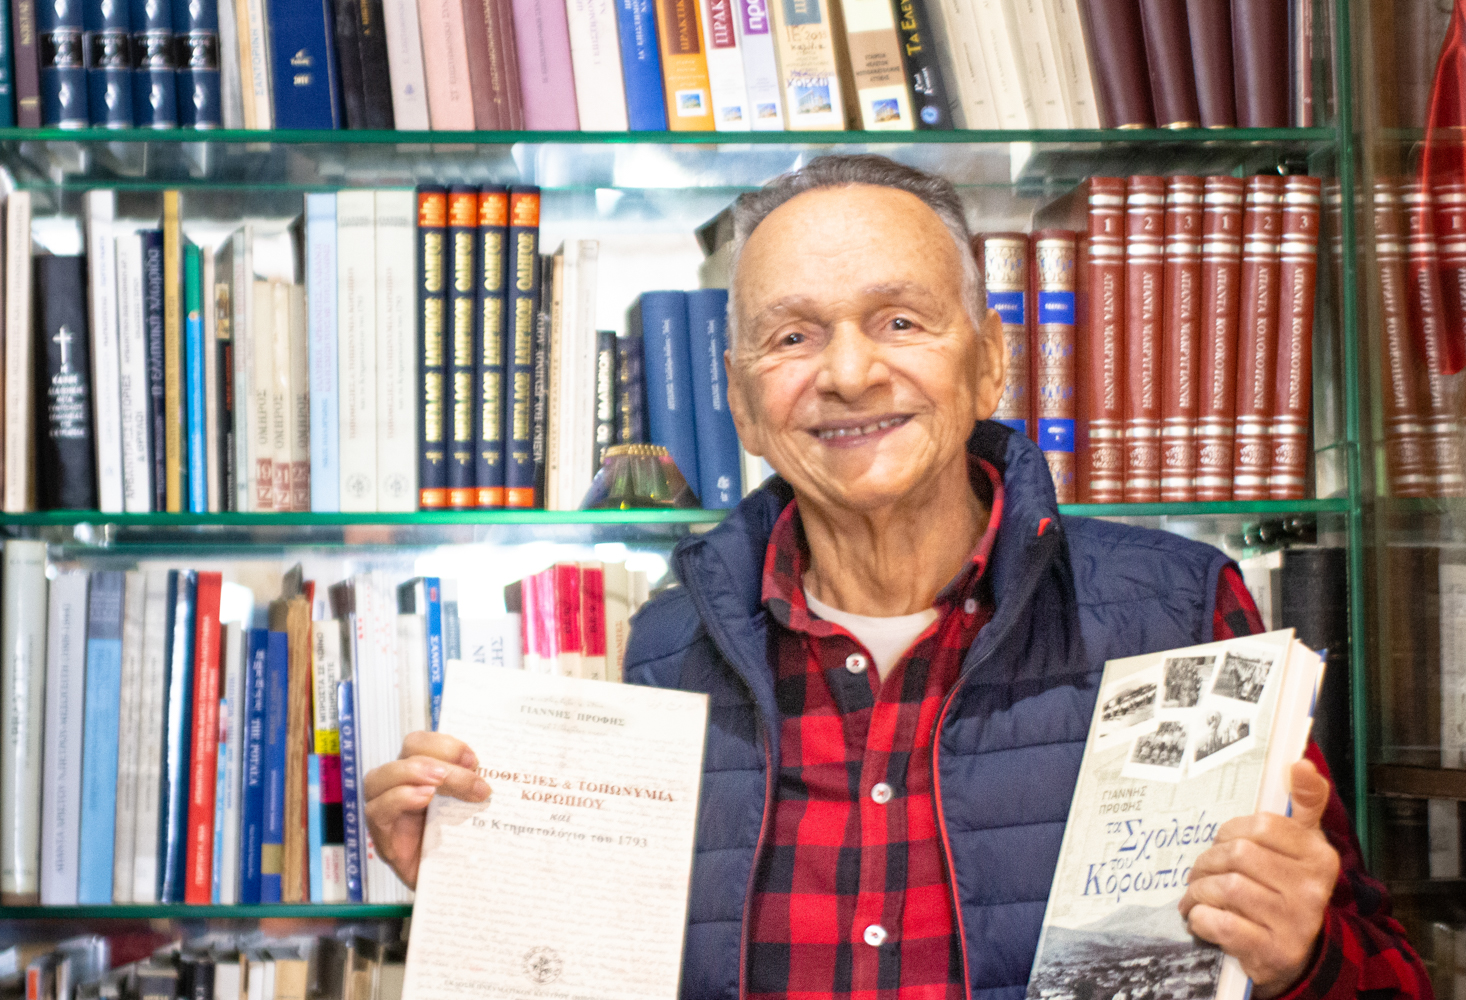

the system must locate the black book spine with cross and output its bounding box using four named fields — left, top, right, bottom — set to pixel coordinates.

left=34, top=253, right=98, bottom=511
